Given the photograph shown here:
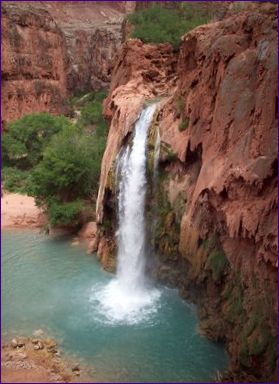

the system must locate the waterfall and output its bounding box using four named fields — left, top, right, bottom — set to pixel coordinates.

left=91, top=104, right=161, bottom=324
left=116, top=105, right=156, bottom=291
left=153, top=128, right=161, bottom=180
